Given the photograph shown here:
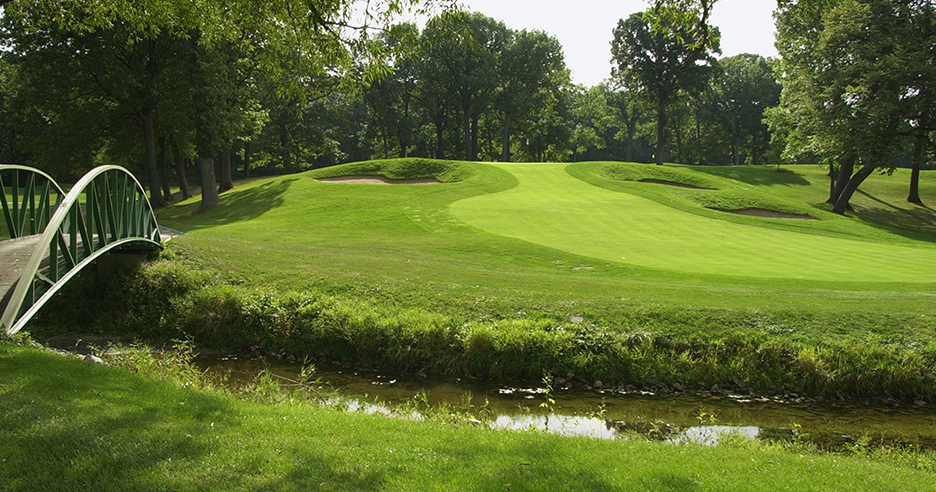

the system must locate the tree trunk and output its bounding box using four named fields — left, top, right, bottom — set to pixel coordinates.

left=655, top=98, right=667, bottom=166
left=733, top=134, right=740, bottom=166
left=828, top=163, right=836, bottom=199
left=626, top=124, right=636, bottom=163
left=471, top=115, right=479, bottom=161
left=672, top=112, right=683, bottom=164
left=142, top=107, right=168, bottom=207
left=158, top=136, right=174, bottom=201
left=832, top=164, right=875, bottom=215
left=434, top=118, right=445, bottom=159
left=243, top=141, right=252, bottom=177
left=197, top=156, right=220, bottom=210
left=501, top=112, right=512, bottom=162
left=828, top=155, right=855, bottom=205
left=171, top=137, right=192, bottom=200
left=751, top=131, right=759, bottom=166
left=463, top=109, right=471, bottom=161
left=398, top=136, right=408, bottom=158
left=184, top=33, right=220, bottom=210
left=908, top=135, right=925, bottom=205
left=218, top=146, right=233, bottom=193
